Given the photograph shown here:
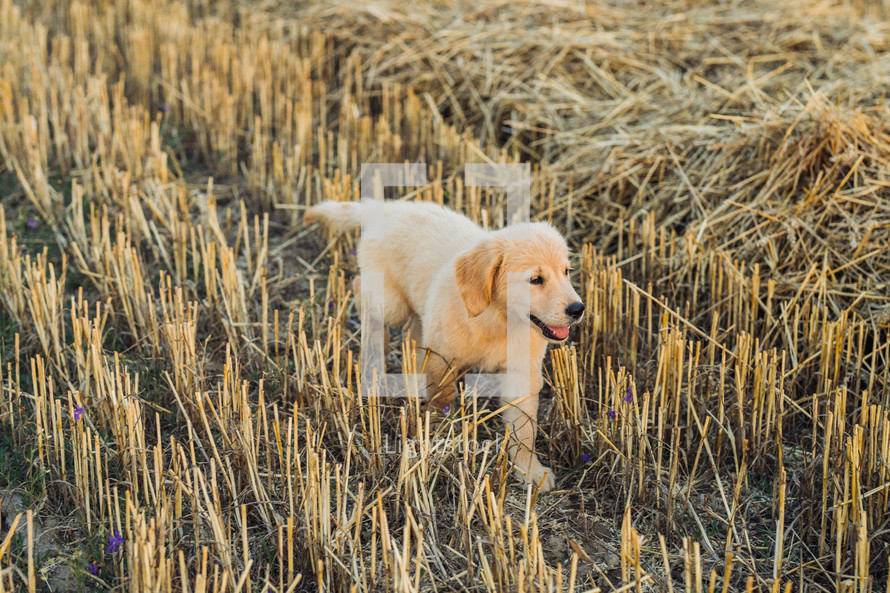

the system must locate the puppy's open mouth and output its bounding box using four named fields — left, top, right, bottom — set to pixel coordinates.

left=529, top=315, right=571, bottom=341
